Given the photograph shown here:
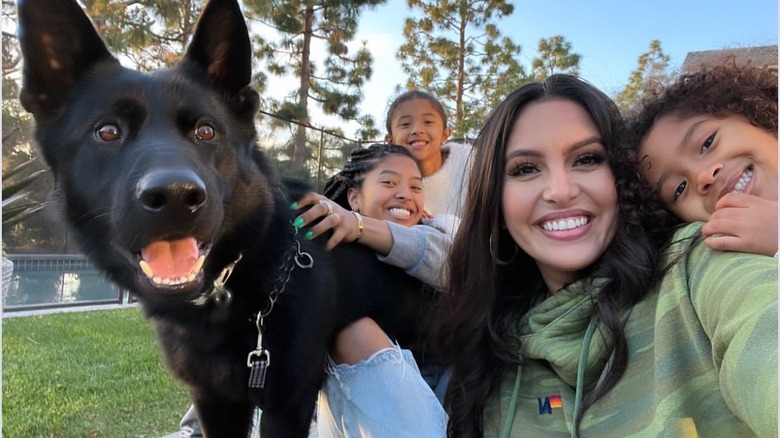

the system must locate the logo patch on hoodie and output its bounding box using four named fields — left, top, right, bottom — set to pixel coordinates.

left=538, top=395, right=562, bottom=415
